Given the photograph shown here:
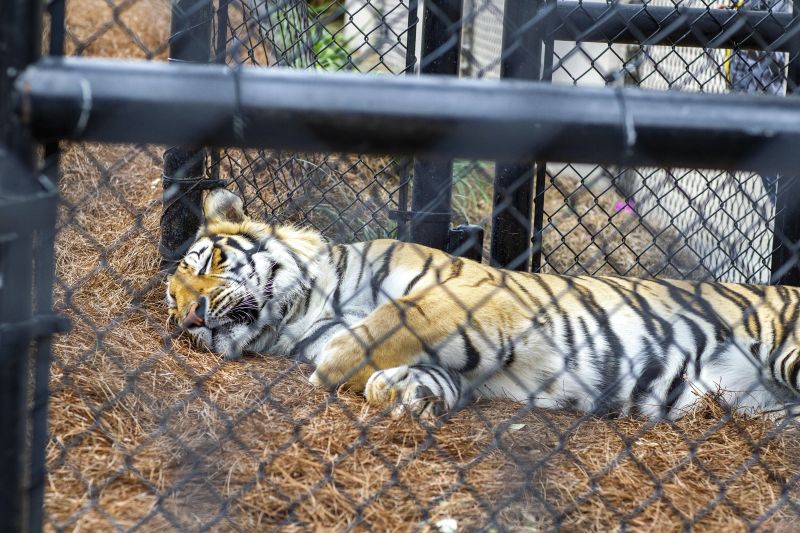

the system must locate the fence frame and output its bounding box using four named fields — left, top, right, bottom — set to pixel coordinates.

left=409, top=0, right=464, bottom=250
left=19, top=1, right=800, bottom=280
left=159, top=0, right=216, bottom=270
left=17, top=58, right=800, bottom=168
left=0, top=2, right=68, bottom=533
left=489, top=0, right=546, bottom=270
